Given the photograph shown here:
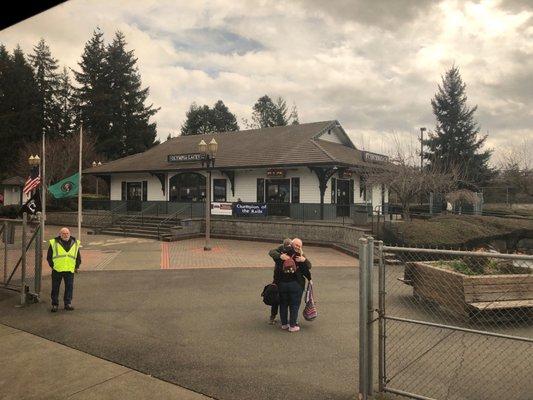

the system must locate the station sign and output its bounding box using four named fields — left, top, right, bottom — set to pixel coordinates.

left=362, top=151, right=389, bottom=163
left=167, top=153, right=205, bottom=163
